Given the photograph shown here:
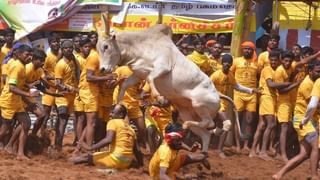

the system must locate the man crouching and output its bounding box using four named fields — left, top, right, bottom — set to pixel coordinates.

left=149, top=123, right=210, bottom=180
left=69, top=104, right=143, bottom=169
